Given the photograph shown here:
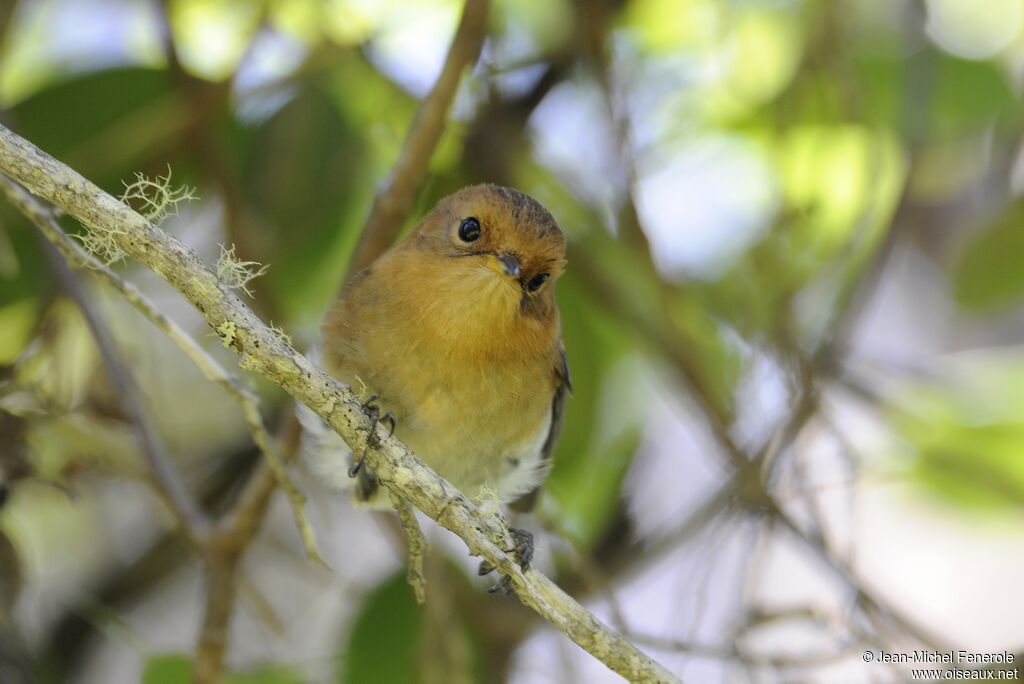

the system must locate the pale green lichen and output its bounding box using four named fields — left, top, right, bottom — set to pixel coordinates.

left=217, top=244, right=269, bottom=298
left=77, top=225, right=128, bottom=265
left=476, top=484, right=502, bottom=516
left=352, top=374, right=370, bottom=401
left=120, top=166, right=197, bottom=223
left=216, top=320, right=237, bottom=348
left=78, top=166, right=196, bottom=265
left=268, top=320, right=292, bottom=347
